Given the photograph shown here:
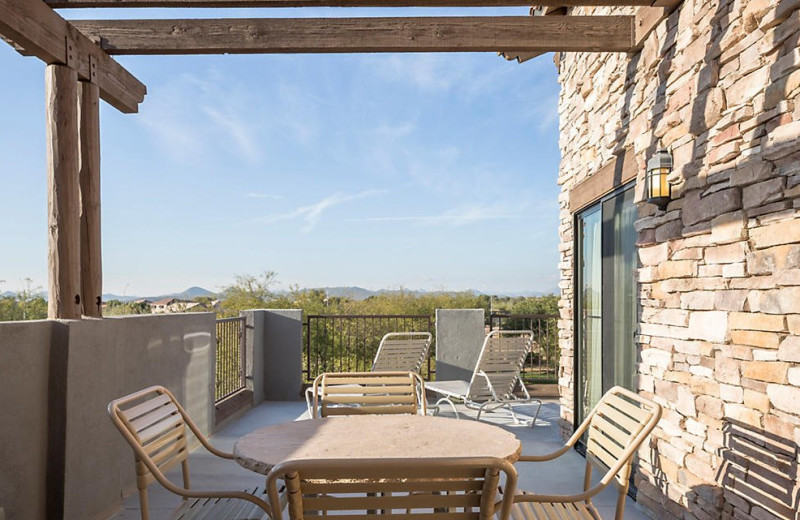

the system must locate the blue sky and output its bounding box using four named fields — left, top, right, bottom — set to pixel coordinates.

left=0, top=7, right=561, bottom=296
